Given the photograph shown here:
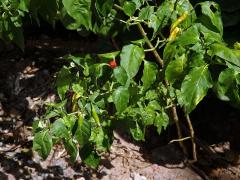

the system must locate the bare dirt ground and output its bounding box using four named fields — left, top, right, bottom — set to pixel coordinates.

left=0, top=32, right=240, bottom=180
